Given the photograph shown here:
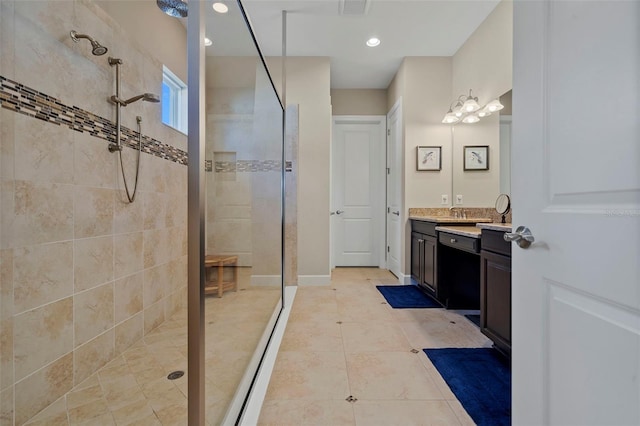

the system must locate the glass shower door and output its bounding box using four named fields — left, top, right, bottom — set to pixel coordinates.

left=201, top=1, right=284, bottom=423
